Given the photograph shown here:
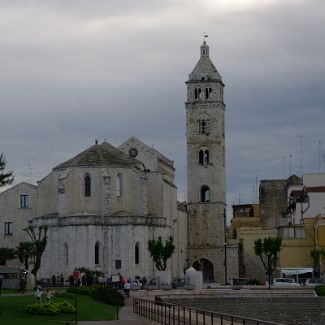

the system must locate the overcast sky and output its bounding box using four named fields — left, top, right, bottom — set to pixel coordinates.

left=1, top=0, right=324, bottom=216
